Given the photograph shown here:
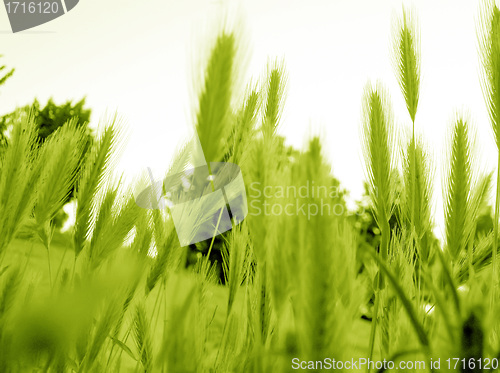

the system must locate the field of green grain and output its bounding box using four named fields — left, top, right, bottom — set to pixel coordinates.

left=2, top=2, right=500, bottom=373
